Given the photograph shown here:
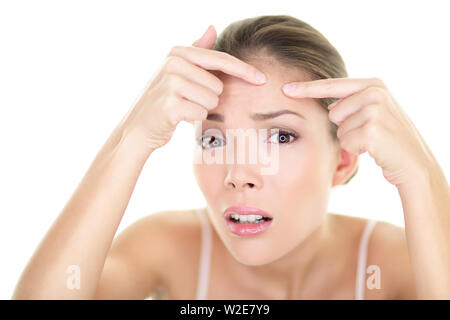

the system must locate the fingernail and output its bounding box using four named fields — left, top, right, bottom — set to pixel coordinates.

left=199, top=25, right=211, bottom=39
left=255, top=71, right=266, bottom=83
left=283, top=83, right=297, bottom=94
left=203, top=26, right=210, bottom=36
left=328, top=101, right=338, bottom=109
